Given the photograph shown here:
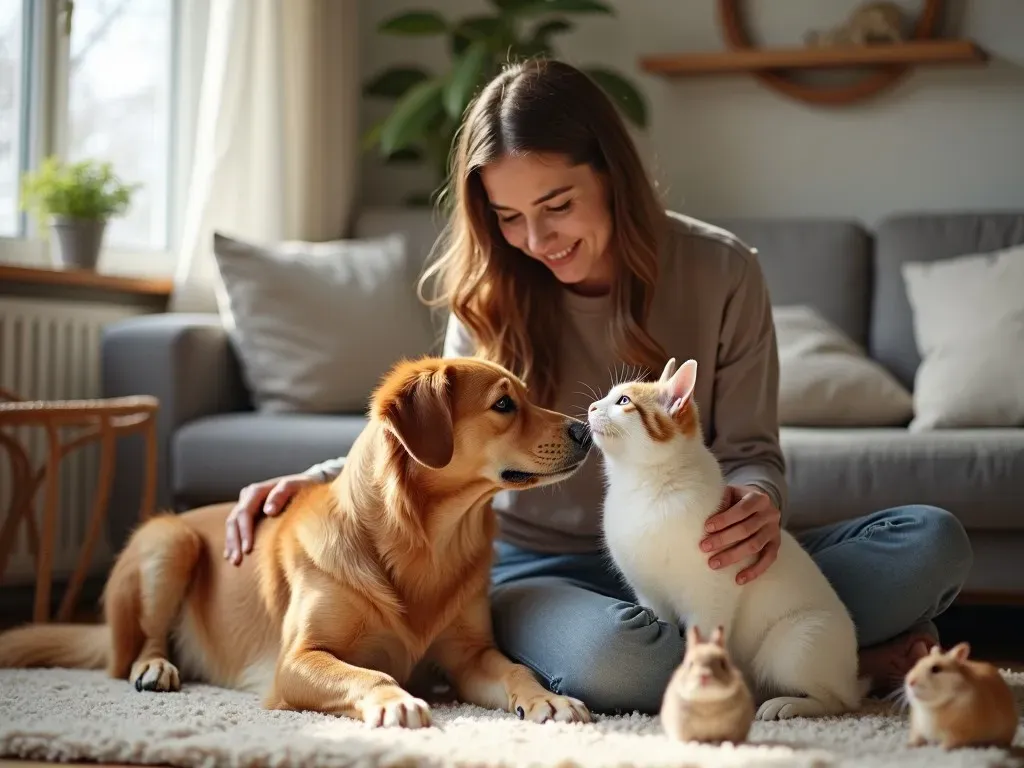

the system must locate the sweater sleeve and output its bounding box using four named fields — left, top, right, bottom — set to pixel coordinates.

left=712, top=246, right=789, bottom=524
